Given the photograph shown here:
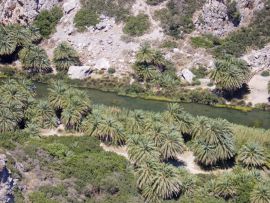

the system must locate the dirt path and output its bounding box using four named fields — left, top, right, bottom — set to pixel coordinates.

left=100, top=143, right=231, bottom=174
